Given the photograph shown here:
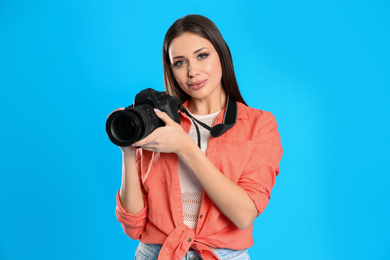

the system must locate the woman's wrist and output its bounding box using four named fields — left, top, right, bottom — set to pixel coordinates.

left=120, top=146, right=137, bottom=157
left=176, top=137, right=199, bottom=158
